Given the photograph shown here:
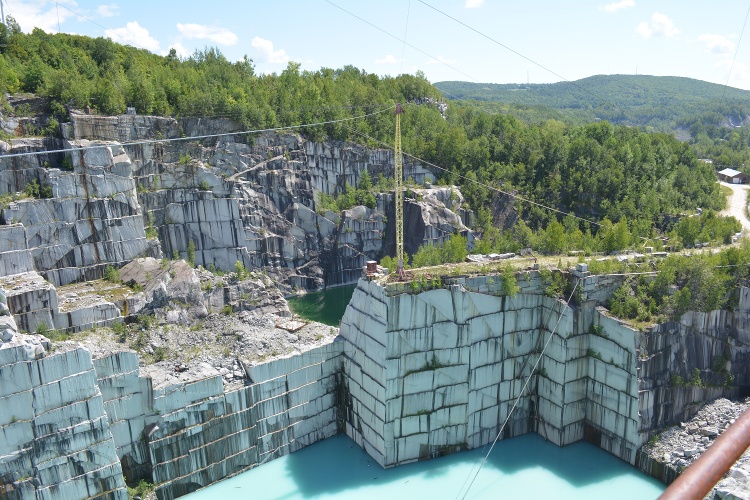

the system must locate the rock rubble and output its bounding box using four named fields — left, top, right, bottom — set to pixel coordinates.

left=644, top=398, right=750, bottom=500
